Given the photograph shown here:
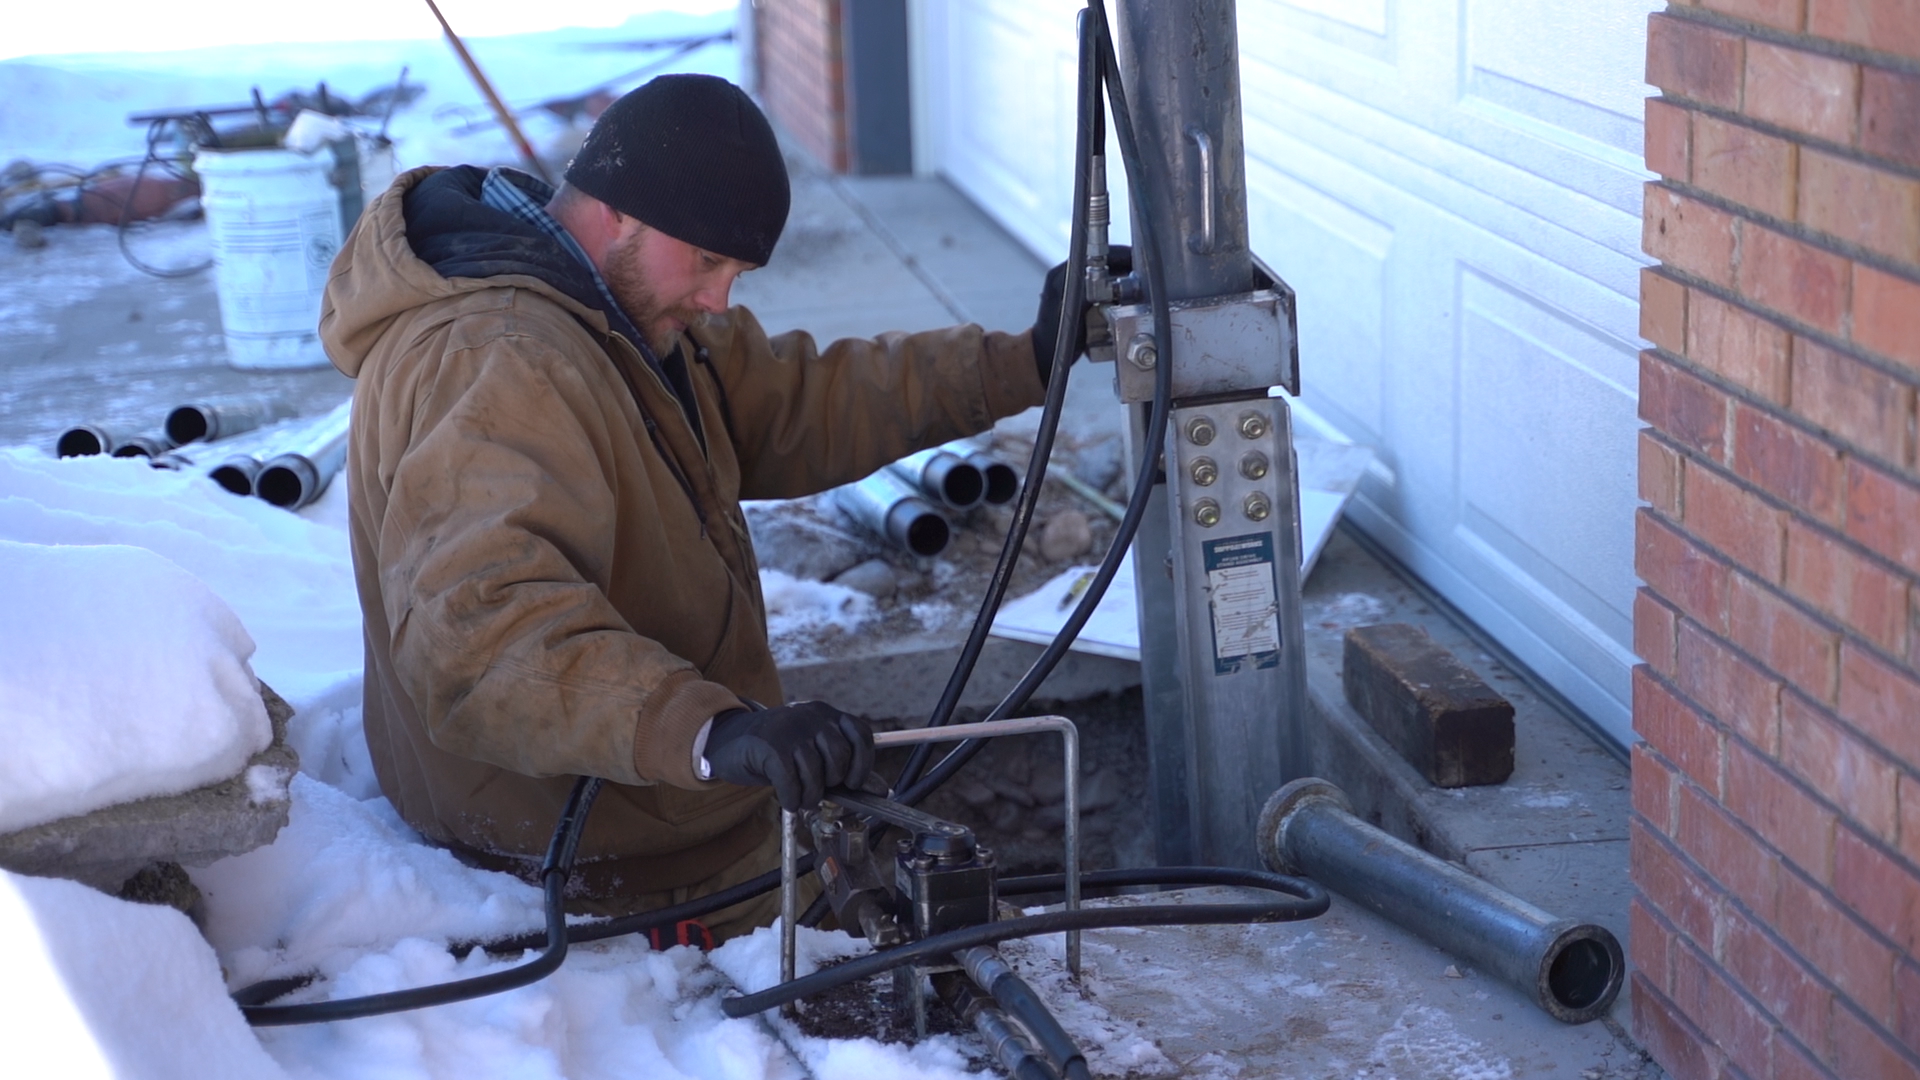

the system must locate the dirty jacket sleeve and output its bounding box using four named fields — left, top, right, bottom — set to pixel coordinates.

left=699, top=308, right=1046, bottom=500
left=375, top=319, right=740, bottom=790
